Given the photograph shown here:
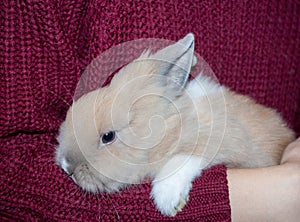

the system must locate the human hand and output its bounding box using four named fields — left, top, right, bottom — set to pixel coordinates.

left=229, top=136, right=300, bottom=222
left=280, top=137, right=300, bottom=165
